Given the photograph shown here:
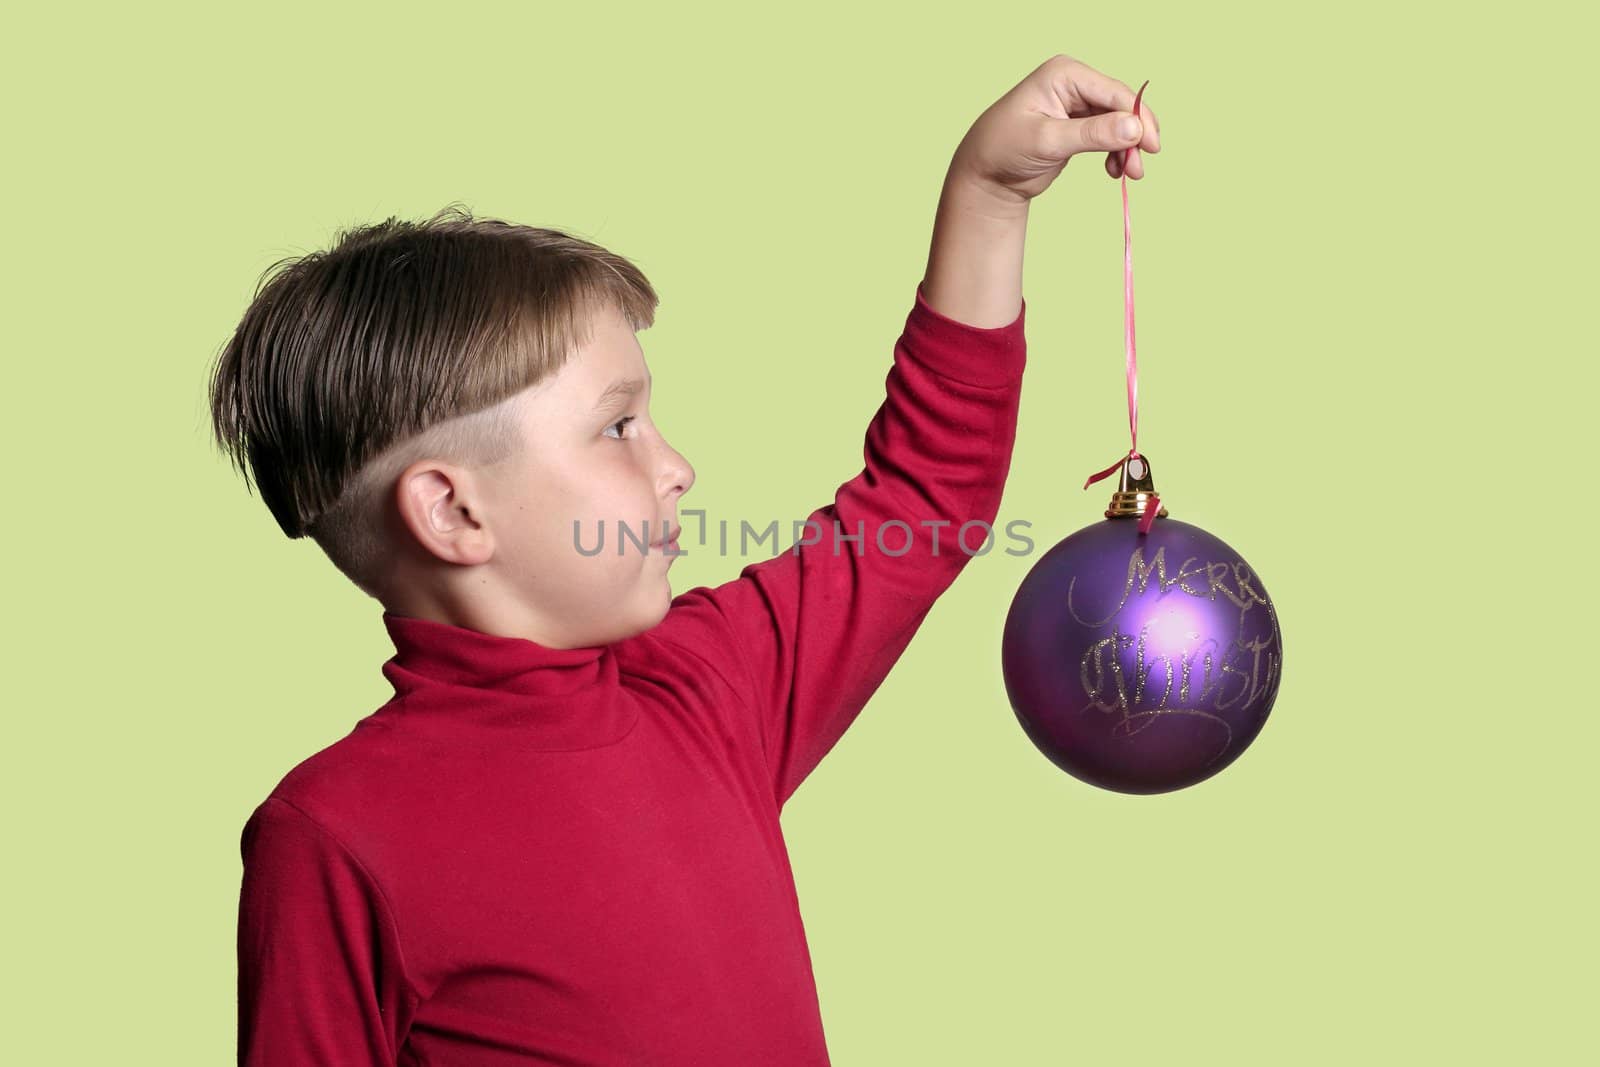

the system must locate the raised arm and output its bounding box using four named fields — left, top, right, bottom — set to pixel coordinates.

left=651, top=275, right=1025, bottom=812
left=646, top=54, right=1160, bottom=812
left=647, top=140, right=1033, bottom=809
